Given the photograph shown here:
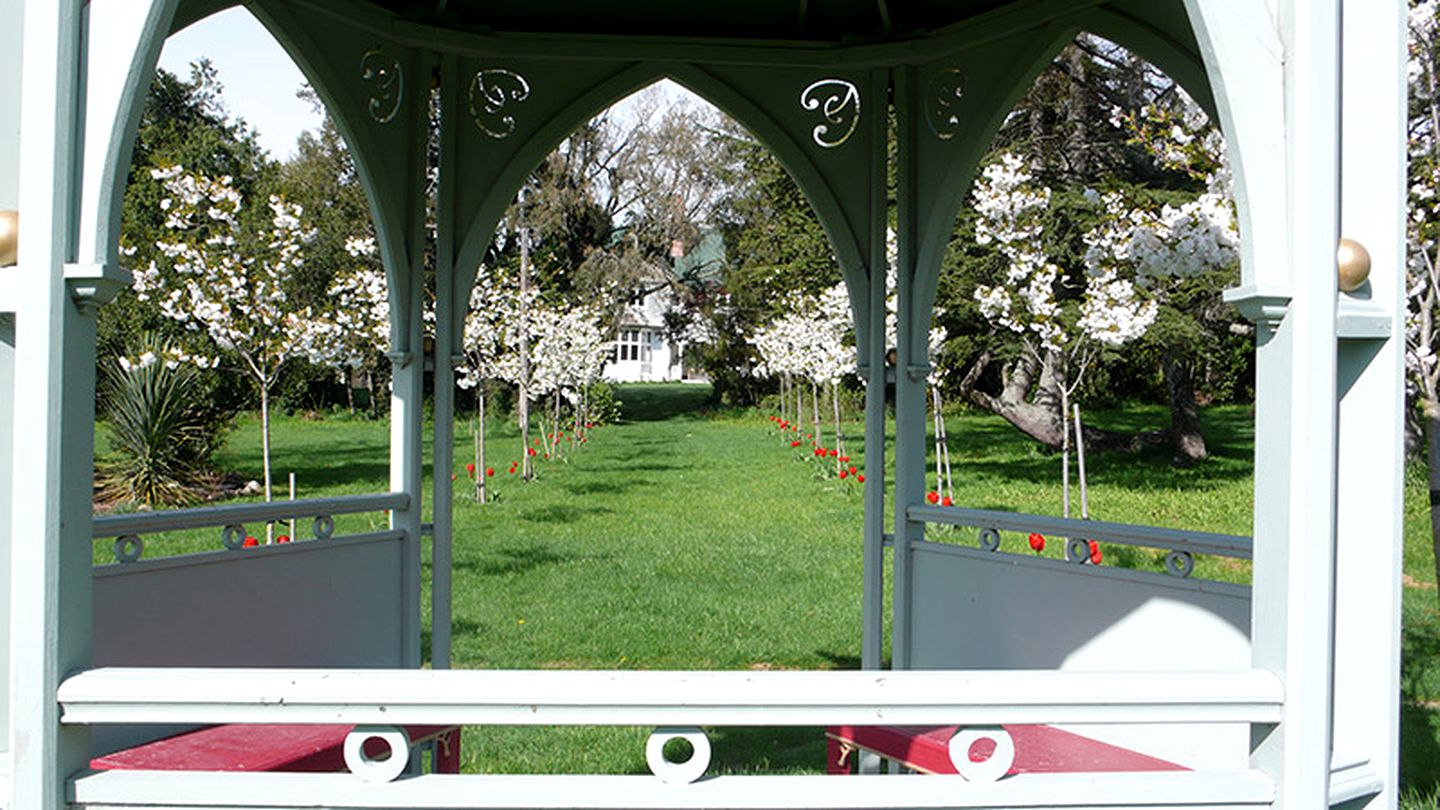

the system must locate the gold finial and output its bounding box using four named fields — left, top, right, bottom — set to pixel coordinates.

left=1337, top=237, right=1371, bottom=292
left=0, top=210, right=17, bottom=267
